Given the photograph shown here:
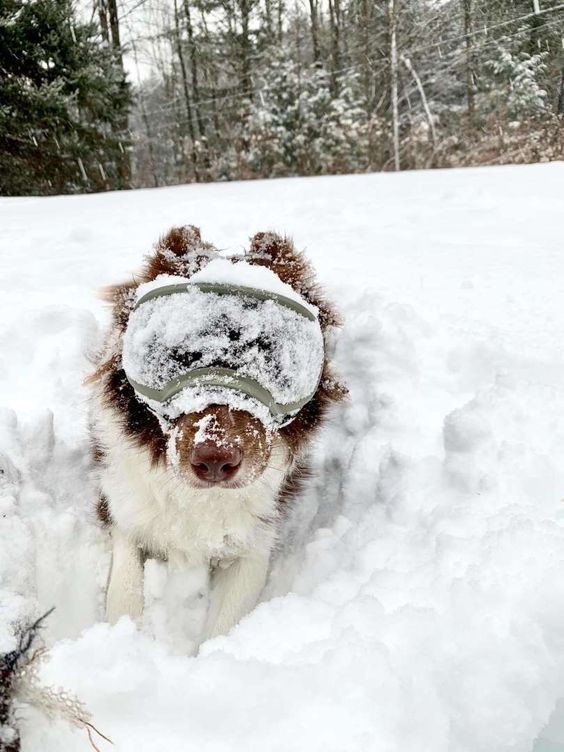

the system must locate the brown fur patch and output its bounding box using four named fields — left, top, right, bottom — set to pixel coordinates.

left=142, top=225, right=218, bottom=281
left=91, top=438, right=105, bottom=465
left=175, top=405, right=272, bottom=487
left=96, top=494, right=112, bottom=526
left=245, top=232, right=341, bottom=329
left=104, top=361, right=168, bottom=466
left=100, top=281, right=137, bottom=333
left=277, top=457, right=312, bottom=510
